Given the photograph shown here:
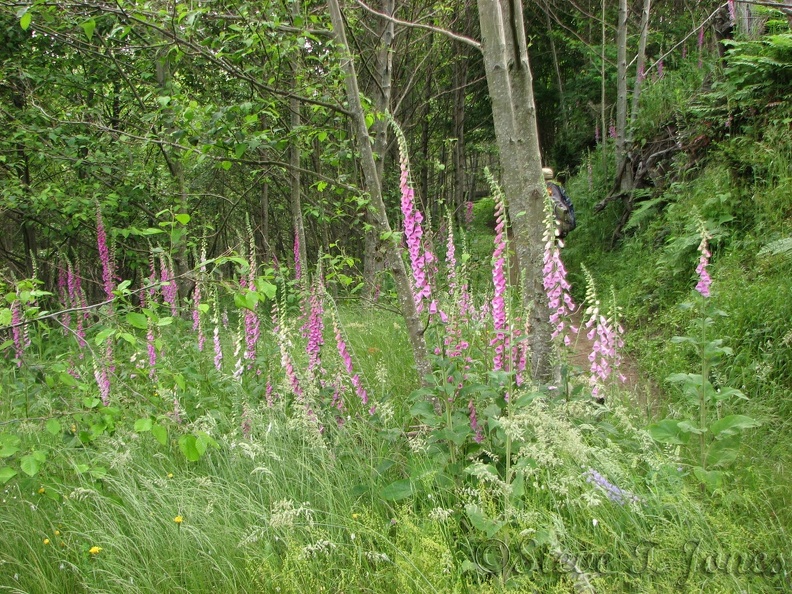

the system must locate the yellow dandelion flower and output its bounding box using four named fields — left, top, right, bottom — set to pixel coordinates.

left=37, top=487, right=45, bottom=495
left=43, top=538, right=50, bottom=545
left=167, top=473, right=174, bottom=479
left=352, top=513, right=360, bottom=520
left=54, top=530, right=61, bottom=536
left=89, top=546, right=102, bottom=555
left=174, top=515, right=183, bottom=524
